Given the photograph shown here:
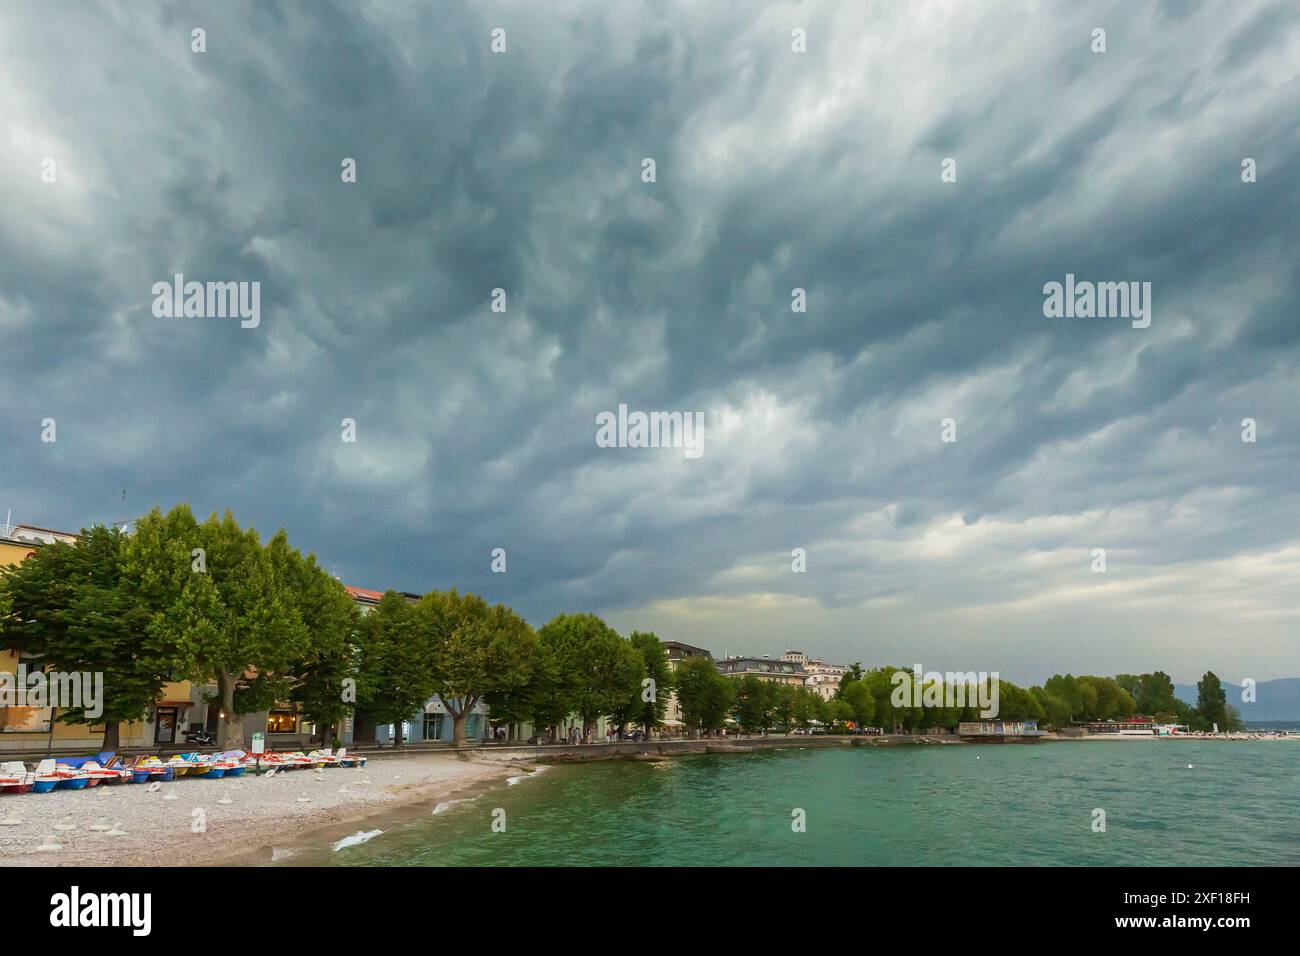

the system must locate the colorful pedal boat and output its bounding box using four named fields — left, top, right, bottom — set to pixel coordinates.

left=82, top=761, right=131, bottom=785
left=0, top=763, right=35, bottom=795
left=48, top=762, right=94, bottom=789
